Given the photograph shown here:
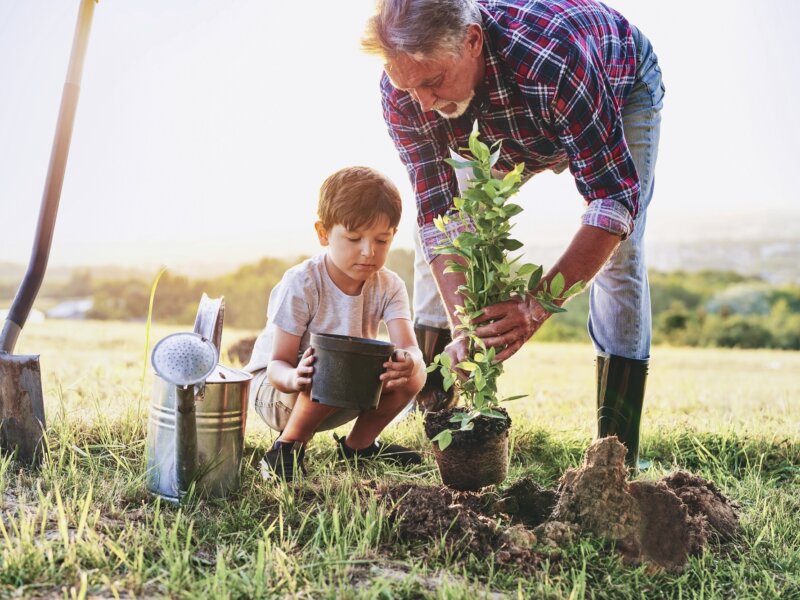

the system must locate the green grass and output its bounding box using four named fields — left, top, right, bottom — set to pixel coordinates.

left=1, top=319, right=799, bottom=598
